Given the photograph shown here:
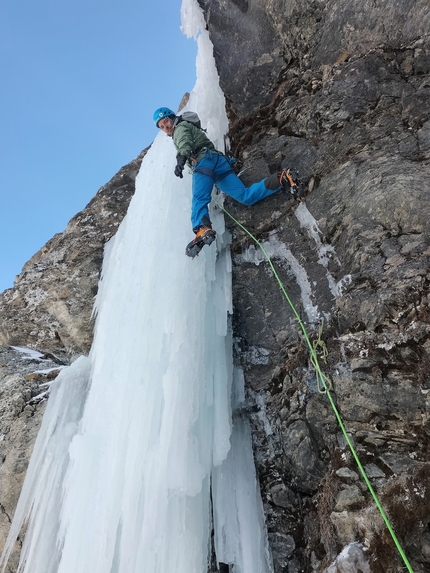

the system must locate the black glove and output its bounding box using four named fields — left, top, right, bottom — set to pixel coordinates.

left=174, top=155, right=187, bottom=178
